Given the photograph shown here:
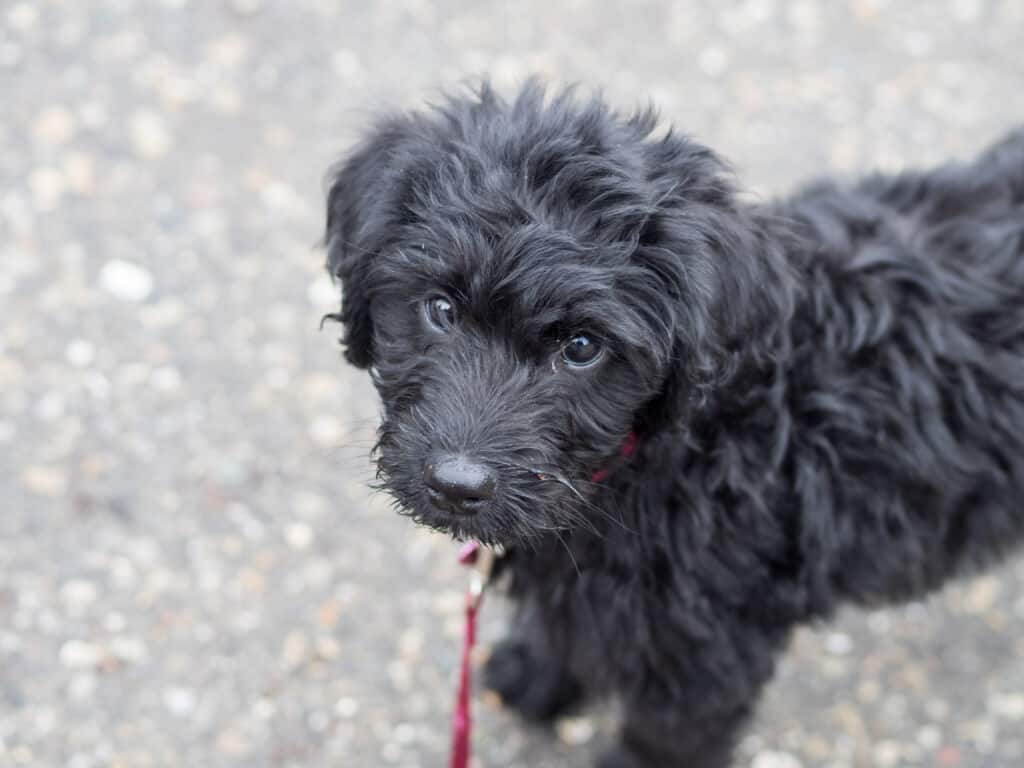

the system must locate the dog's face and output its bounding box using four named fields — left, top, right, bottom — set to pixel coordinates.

left=325, top=84, right=742, bottom=545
